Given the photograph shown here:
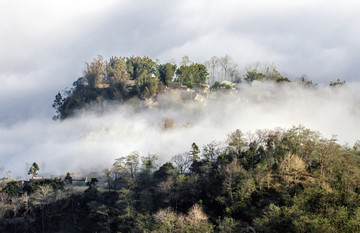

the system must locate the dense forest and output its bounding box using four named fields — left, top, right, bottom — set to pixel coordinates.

left=52, top=55, right=346, bottom=120
left=1, top=126, right=360, bottom=232
left=52, top=55, right=209, bottom=119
